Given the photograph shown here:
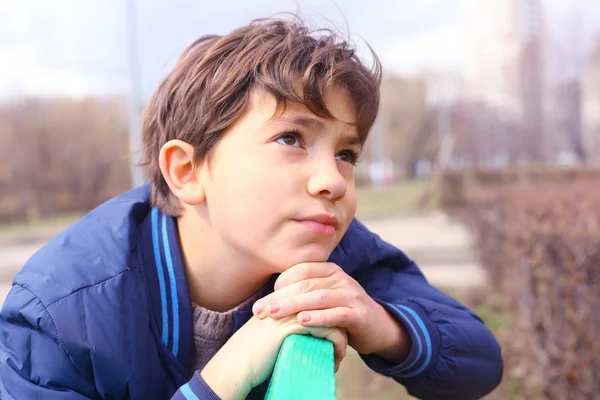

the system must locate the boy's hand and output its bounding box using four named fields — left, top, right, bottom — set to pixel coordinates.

left=252, top=262, right=411, bottom=363
left=201, top=314, right=347, bottom=400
